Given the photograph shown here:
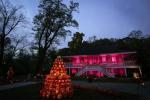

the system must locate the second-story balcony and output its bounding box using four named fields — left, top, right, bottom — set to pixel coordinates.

left=64, top=60, right=137, bottom=69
